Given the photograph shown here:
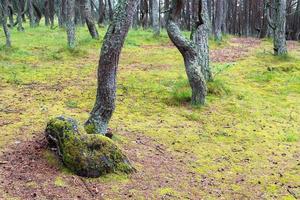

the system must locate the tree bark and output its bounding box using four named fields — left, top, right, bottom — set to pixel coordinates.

left=85, top=0, right=140, bottom=135
left=66, top=0, right=76, bottom=48
left=152, top=0, right=160, bottom=36
left=98, top=0, right=105, bottom=25
left=214, top=0, right=224, bottom=42
left=0, top=0, right=11, bottom=47
left=80, top=0, right=99, bottom=39
left=192, top=0, right=212, bottom=81
left=16, top=0, right=24, bottom=31
left=167, top=0, right=207, bottom=105
left=266, top=0, right=288, bottom=55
